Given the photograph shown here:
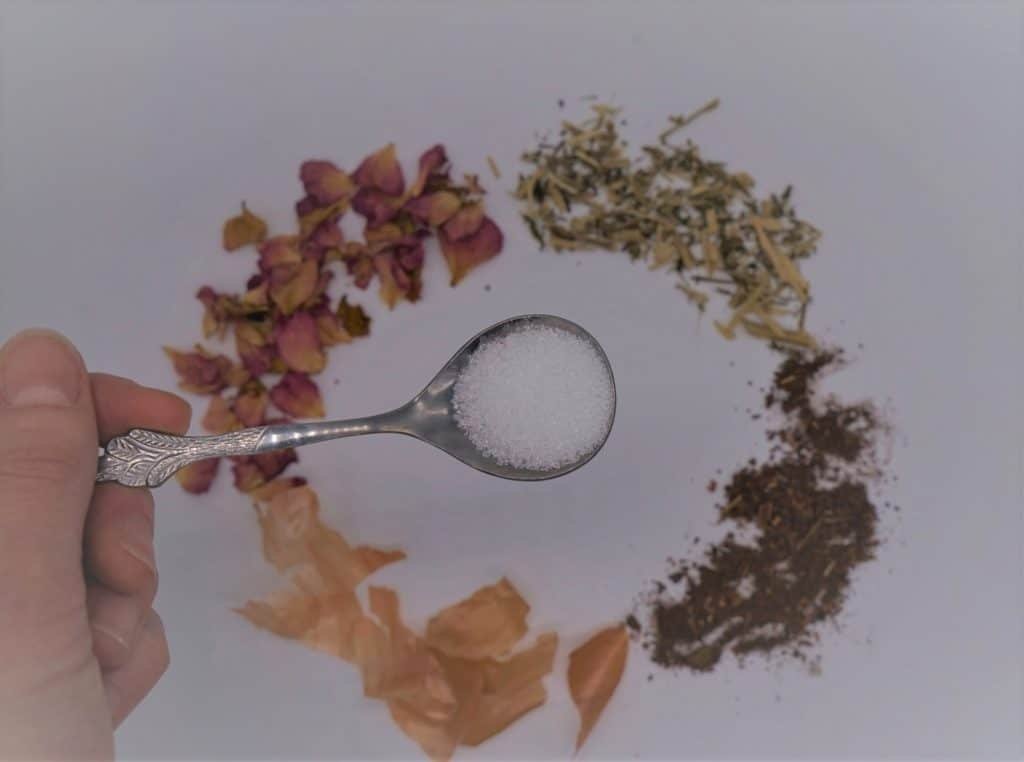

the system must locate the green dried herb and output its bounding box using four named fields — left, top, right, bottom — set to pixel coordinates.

left=516, top=100, right=821, bottom=348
